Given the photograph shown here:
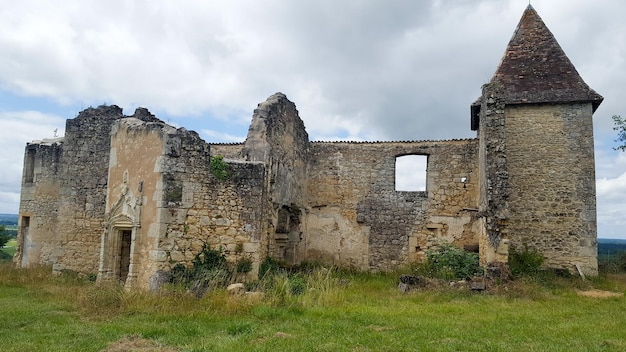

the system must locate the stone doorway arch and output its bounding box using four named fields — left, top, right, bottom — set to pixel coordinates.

left=99, top=215, right=136, bottom=286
